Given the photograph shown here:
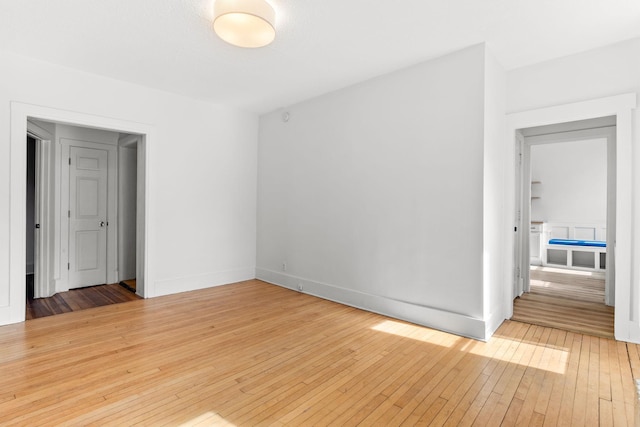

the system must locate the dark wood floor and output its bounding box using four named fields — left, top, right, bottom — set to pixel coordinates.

left=119, top=278, right=137, bottom=292
left=26, top=280, right=141, bottom=320
left=512, top=267, right=614, bottom=338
